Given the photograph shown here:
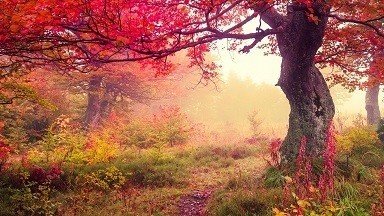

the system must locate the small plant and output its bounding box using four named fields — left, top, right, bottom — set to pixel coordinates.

left=0, top=172, right=62, bottom=216
left=265, top=138, right=282, bottom=168
left=246, top=110, right=264, bottom=144
left=78, top=166, right=126, bottom=191
left=264, top=167, right=284, bottom=188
